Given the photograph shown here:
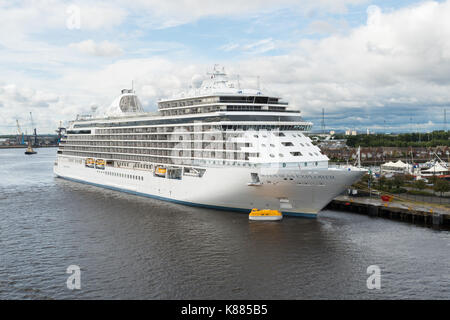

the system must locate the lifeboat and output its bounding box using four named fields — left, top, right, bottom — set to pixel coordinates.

left=249, top=208, right=283, bottom=221
left=95, top=159, right=105, bottom=170
left=85, top=158, right=95, bottom=168
left=155, top=166, right=167, bottom=177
